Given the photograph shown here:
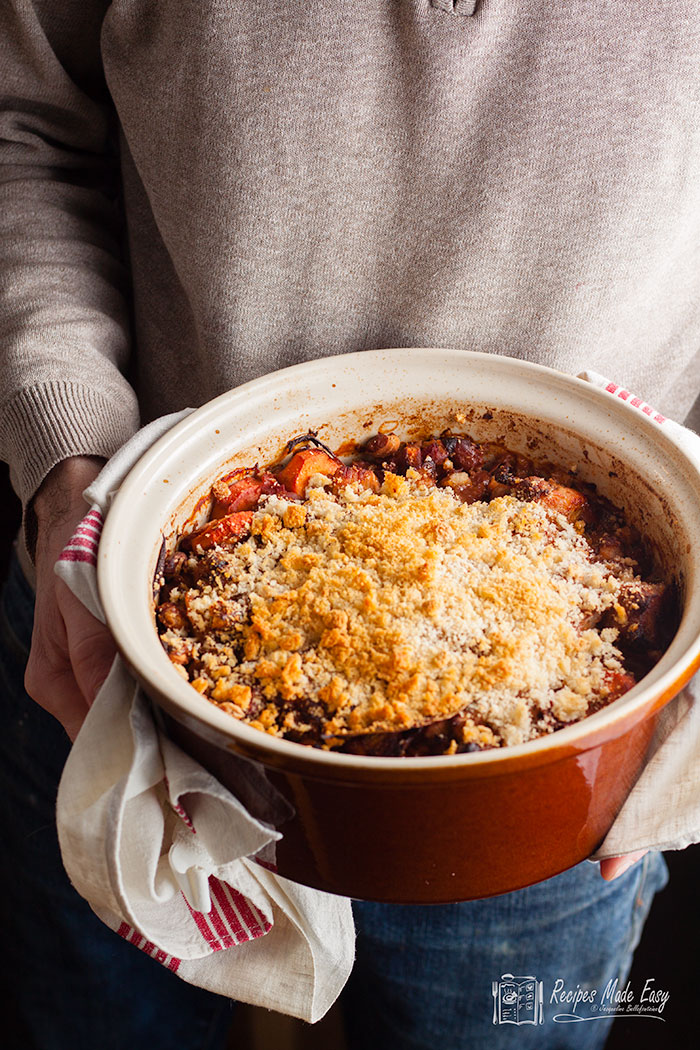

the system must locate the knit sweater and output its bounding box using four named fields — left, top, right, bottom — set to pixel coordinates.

left=2, top=1, right=700, bottom=507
